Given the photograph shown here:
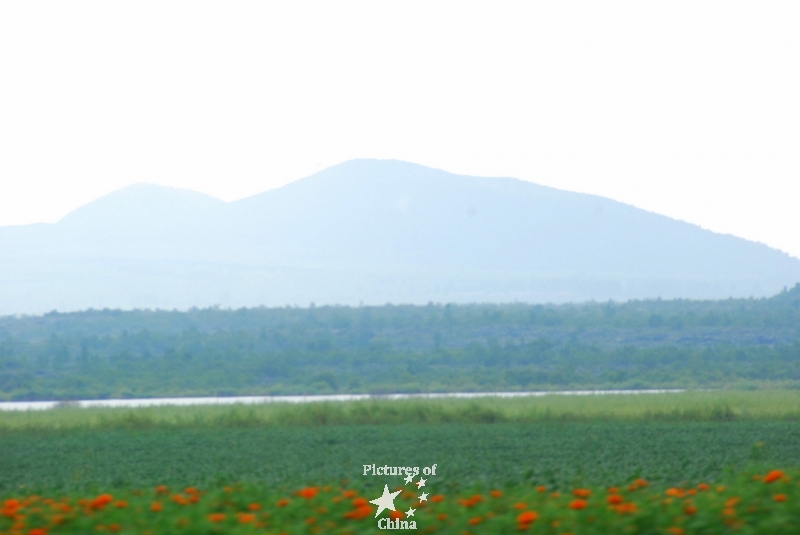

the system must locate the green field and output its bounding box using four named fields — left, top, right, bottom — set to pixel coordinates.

left=4, top=420, right=800, bottom=494
left=3, top=393, right=800, bottom=533
left=3, top=392, right=800, bottom=494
